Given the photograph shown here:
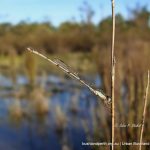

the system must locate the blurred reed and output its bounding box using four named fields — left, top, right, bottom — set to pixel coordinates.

left=24, top=51, right=37, bottom=87
left=93, top=37, right=150, bottom=150
left=139, top=71, right=149, bottom=150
